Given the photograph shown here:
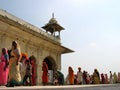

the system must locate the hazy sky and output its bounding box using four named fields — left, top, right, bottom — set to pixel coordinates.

left=0, top=0, right=120, bottom=77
